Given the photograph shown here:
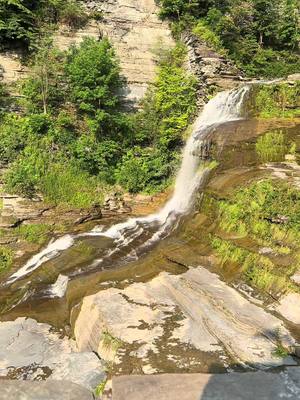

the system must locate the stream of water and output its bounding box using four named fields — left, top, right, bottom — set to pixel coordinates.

left=1, top=86, right=250, bottom=313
